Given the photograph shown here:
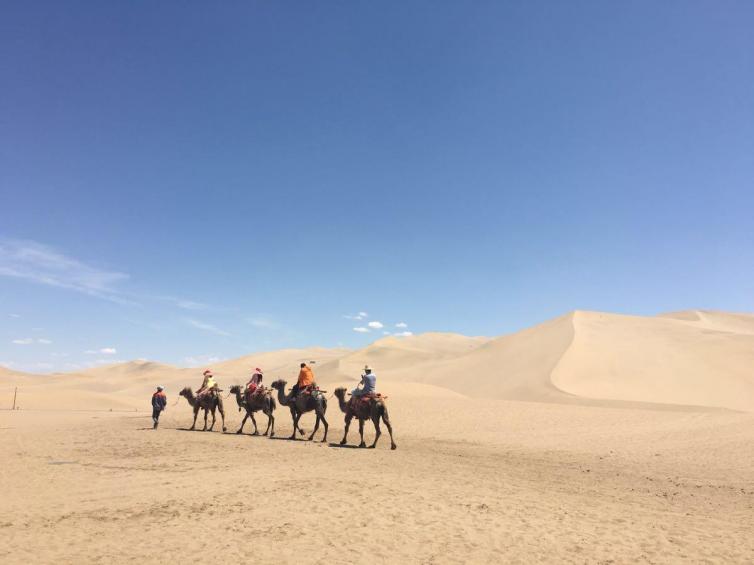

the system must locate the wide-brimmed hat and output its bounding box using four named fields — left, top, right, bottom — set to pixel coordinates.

left=203, top=369, right=213, bottom=376
left=364, top=365, right=372, bottom=372
left=156, top=385, right=164, bottom=391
